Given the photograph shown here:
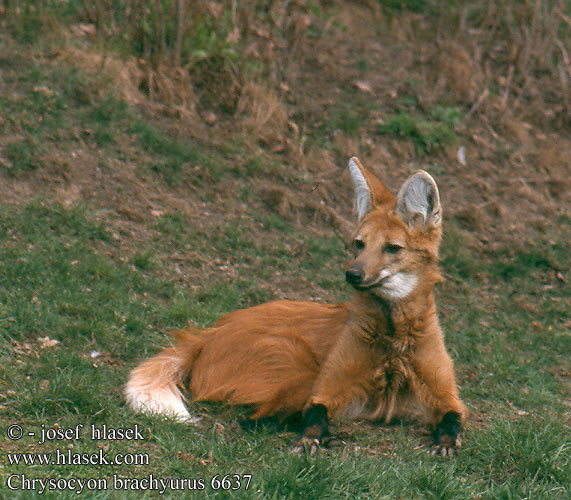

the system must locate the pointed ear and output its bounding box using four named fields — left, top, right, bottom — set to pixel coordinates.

left=396, top=171, right=442, bottom=229
left=348, top=157, right=394, bottom=222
